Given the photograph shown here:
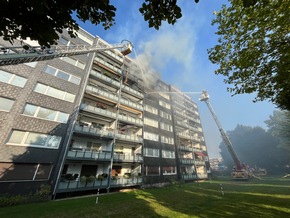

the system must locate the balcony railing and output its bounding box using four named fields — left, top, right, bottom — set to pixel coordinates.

left=195, top=160, right=206, bottom=165
left=110, top=177, right=142, bottom=187
left=67, top=150, right=111, bottom=160
left=179, top=145, right=192, bottom=152
left=94, top=56, right=122, bottom=74
left=86, top=85, right=143, bottom=111
left=113, top=153, right=143, bottom=162
left=74, top=124, right=114, bottom=138
left=90, top=70, right=120, bottom=88
left=182, top=174, right=197, bottom=180
left=116, top=133, right=143, bottom=143
left=80, top=103, right=117, bottom=119
left=180, top=158, right=195, bottom=165
left=57, top=178, right=109, bottom=192
left=118, top=114, right=143, bottom=126
left=90, top=70, right=144, bottom=99
left=197, top=173, right=208, bottom=179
